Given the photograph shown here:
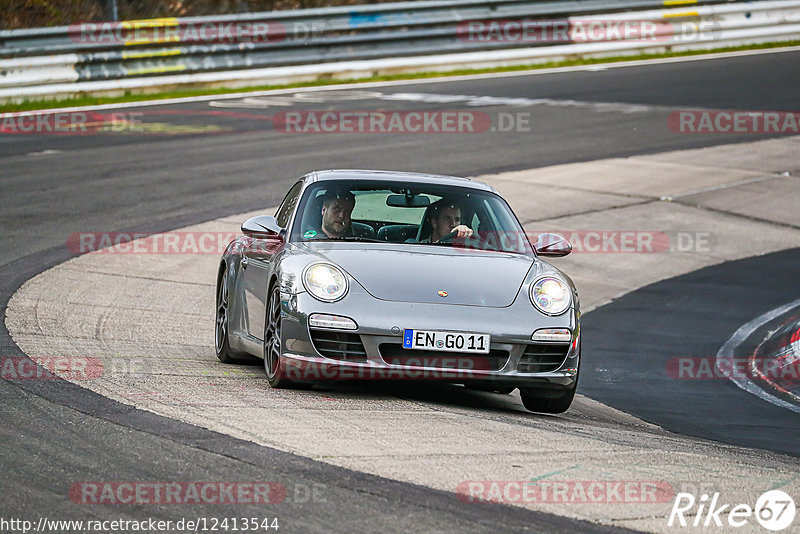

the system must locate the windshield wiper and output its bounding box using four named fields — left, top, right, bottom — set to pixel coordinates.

left=313, top=236, right=384, bottom=243
left=414, top=240, right=504, bottom=252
